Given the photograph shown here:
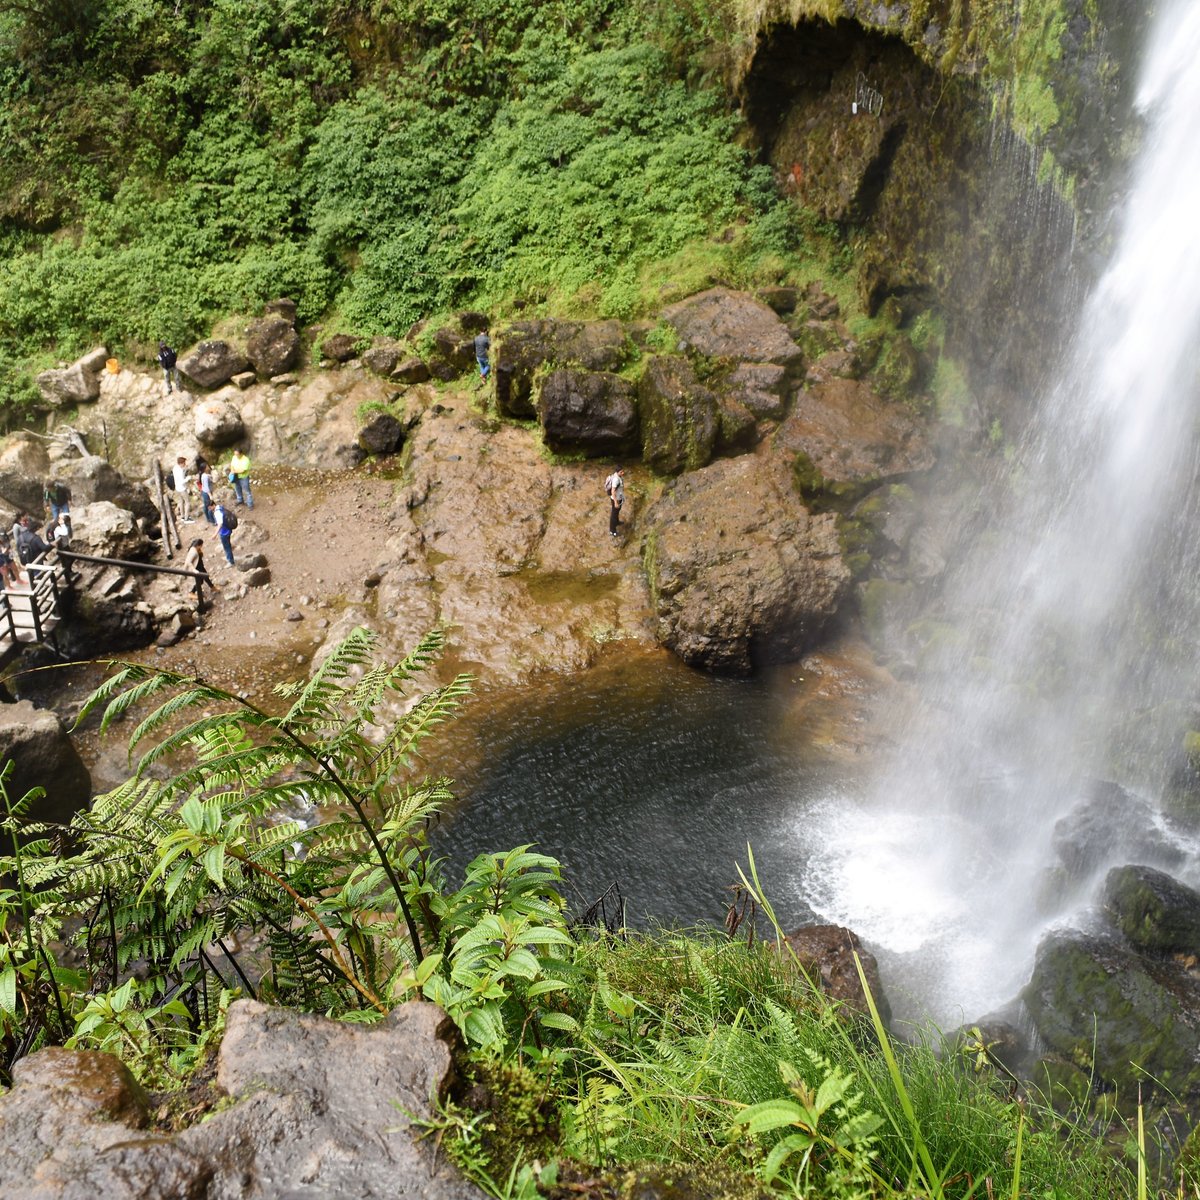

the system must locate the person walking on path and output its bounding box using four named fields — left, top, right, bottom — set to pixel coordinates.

left=604, top=467, right=625, bottom=538
left=214, top=497, right=237, bottom=566
left=172, top=456, right=194, bottom=523
left=229, top=449, right=253, bottom=508
left=158, top=342, right=179, bottom=394
left=183, top=537, right=213, bottom=613
left=197, top=459, right=216, bottom=525
left=474, top=328, right=491, bottom=384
